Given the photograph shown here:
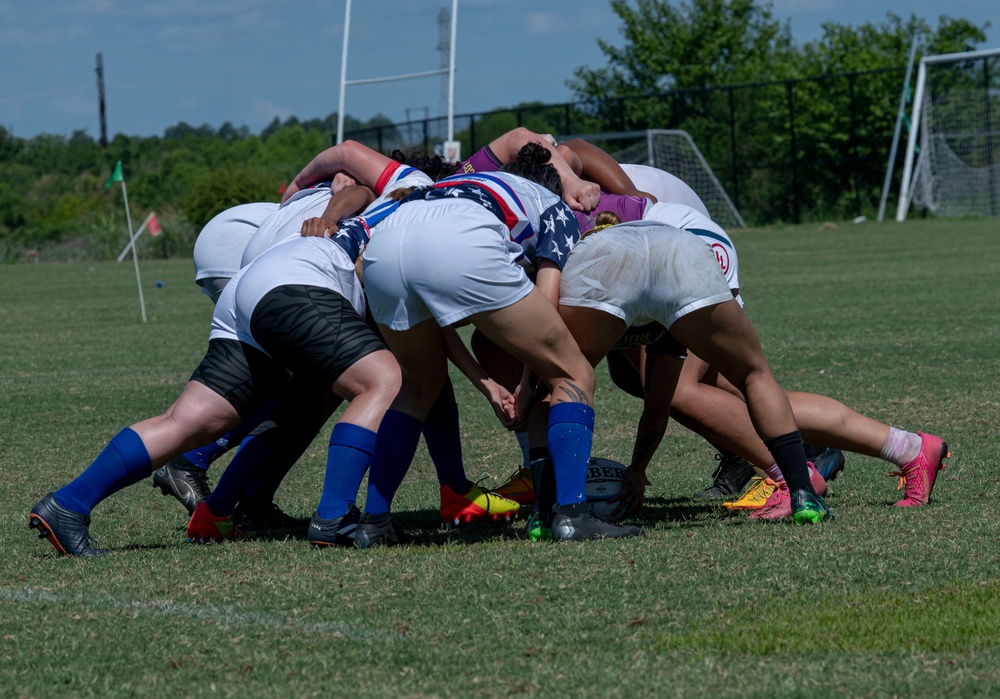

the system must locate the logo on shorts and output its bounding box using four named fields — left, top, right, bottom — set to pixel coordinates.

left=712, top=243, right=731, bottom=275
